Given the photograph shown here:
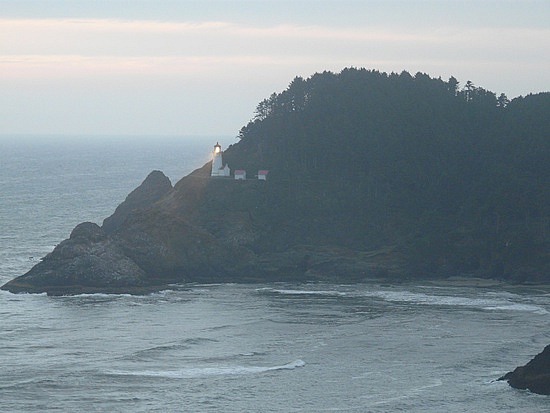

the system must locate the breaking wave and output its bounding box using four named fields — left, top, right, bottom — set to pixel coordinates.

left=257, top=288, right=346, bottom=297
left=106, top=359, right=305, bottom=379
left=361, top=290, right=548, bottom=314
